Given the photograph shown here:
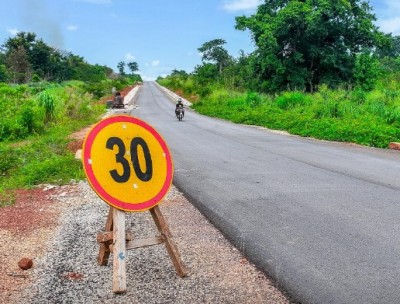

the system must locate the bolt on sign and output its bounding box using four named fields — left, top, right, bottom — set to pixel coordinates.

left=82, top=115, right=173, bottom=212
